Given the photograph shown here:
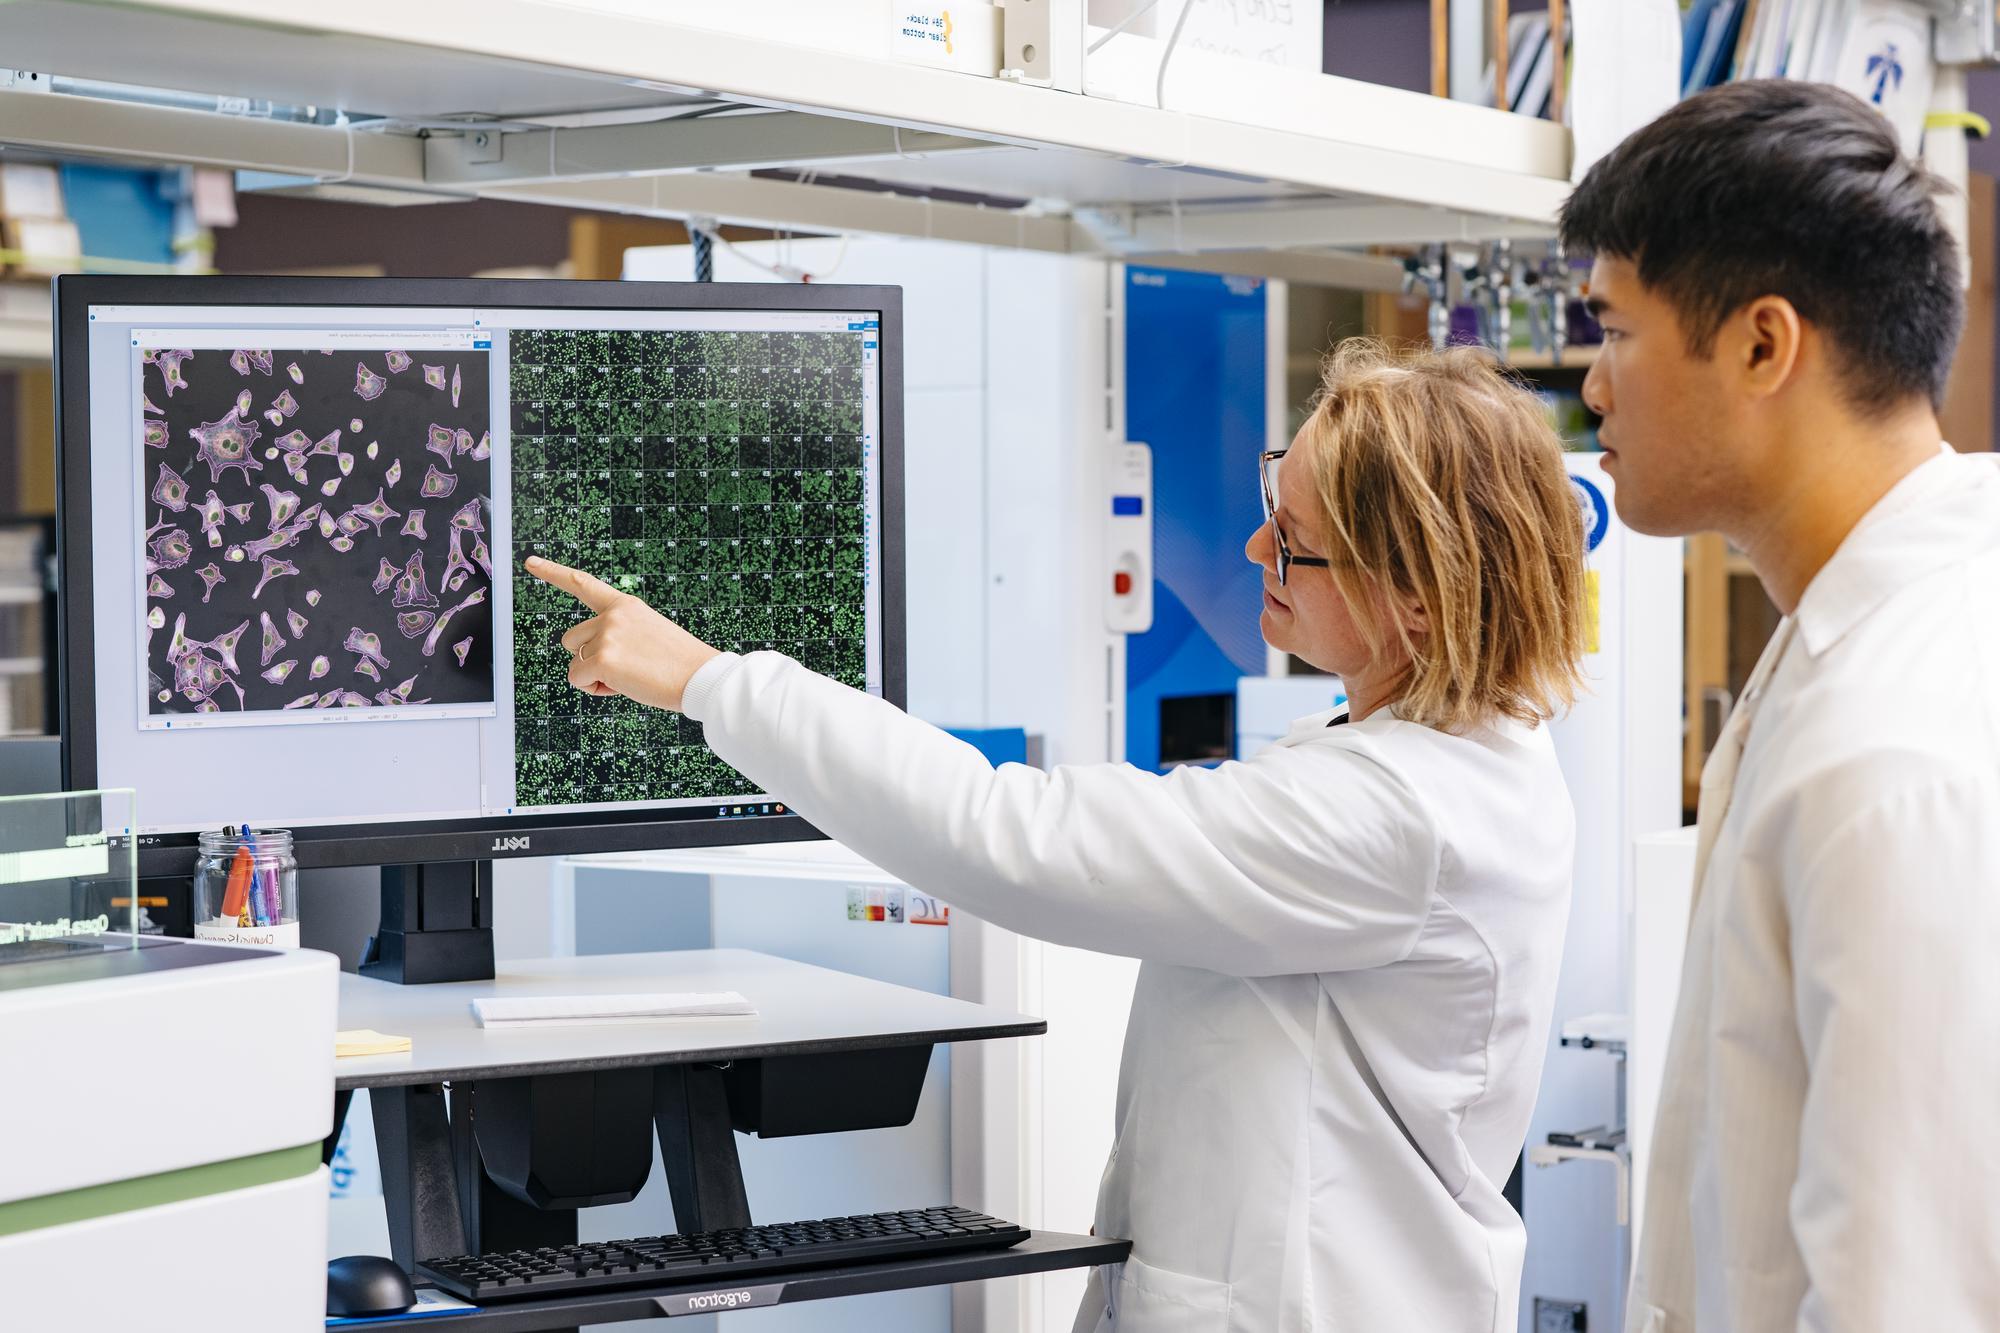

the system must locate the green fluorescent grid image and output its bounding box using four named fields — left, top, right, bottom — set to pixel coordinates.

left=508, top=328, right=869, bottom=807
